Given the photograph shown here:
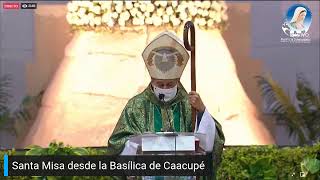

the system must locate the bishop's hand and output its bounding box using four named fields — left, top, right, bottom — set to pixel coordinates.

left=188, top=91, right=205, bottom=113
